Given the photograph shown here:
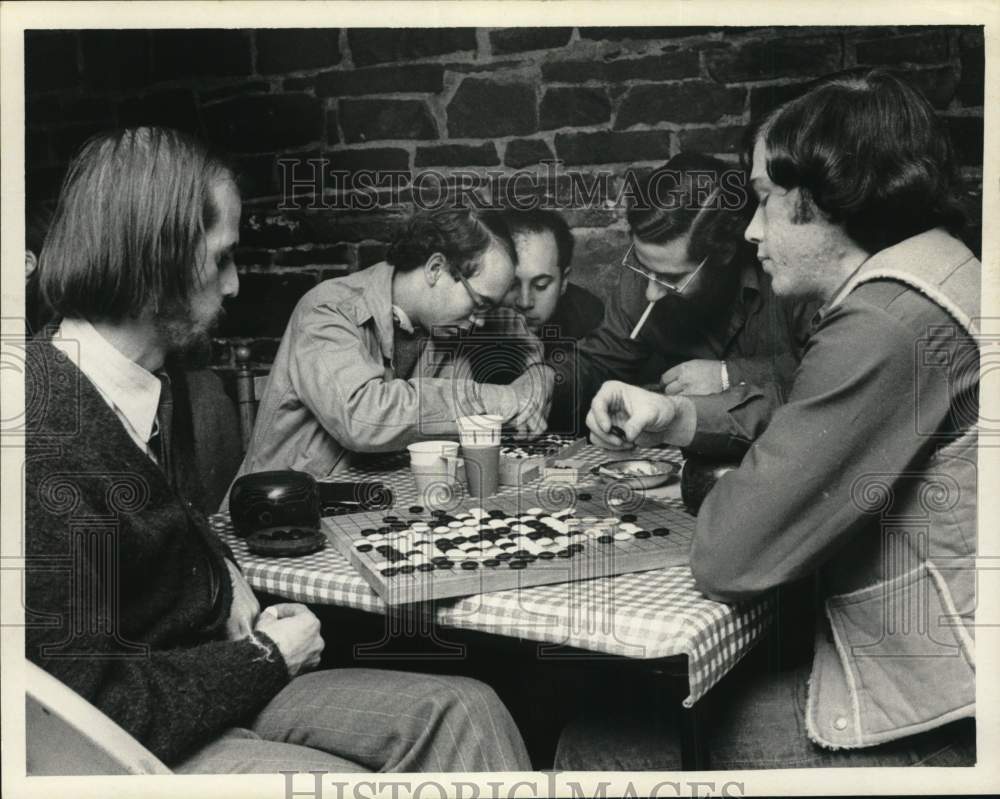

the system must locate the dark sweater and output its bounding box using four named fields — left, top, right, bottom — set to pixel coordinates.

left=25, top=340, right=289, bottom=765
left=545, top=282, right=606, bottom=343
